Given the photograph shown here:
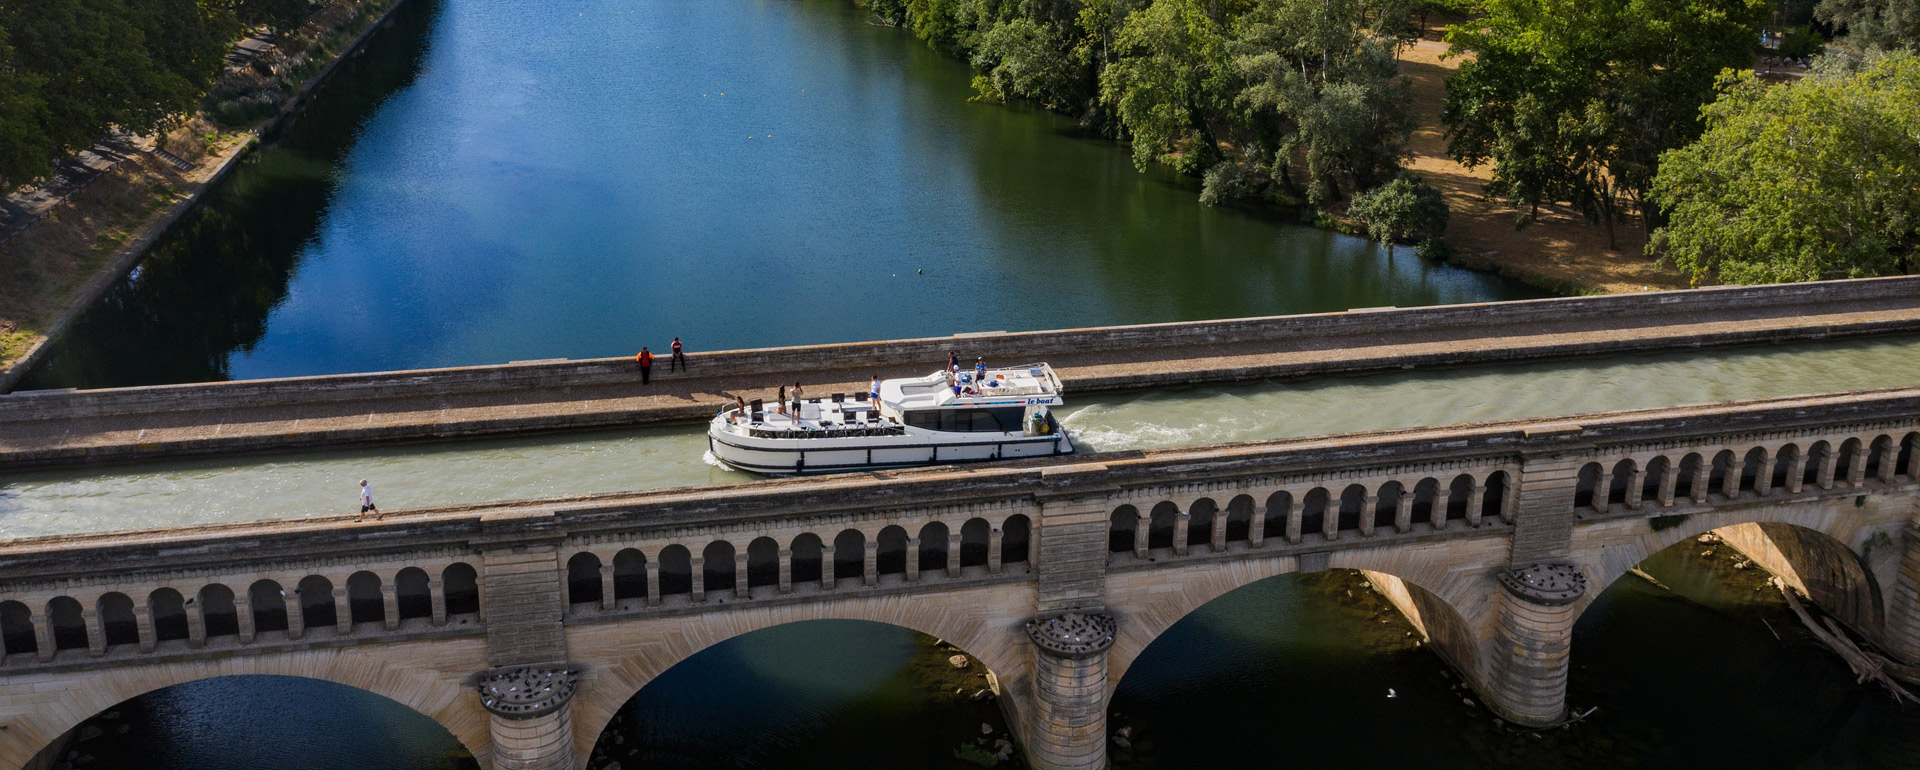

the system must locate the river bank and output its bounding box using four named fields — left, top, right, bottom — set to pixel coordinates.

left=0, top=0, right=409, bottom=389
